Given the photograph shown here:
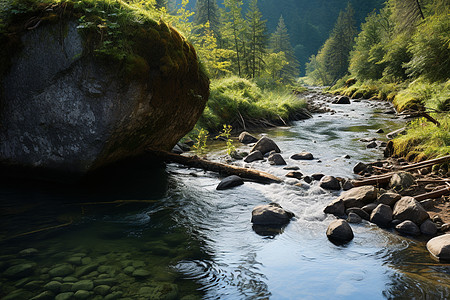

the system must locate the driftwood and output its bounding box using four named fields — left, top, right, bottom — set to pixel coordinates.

left=148, top=150, right=282, bottom=184
left=352, top=155, right=450, bottom=187
left=414, top=186, right=450, bottom=201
